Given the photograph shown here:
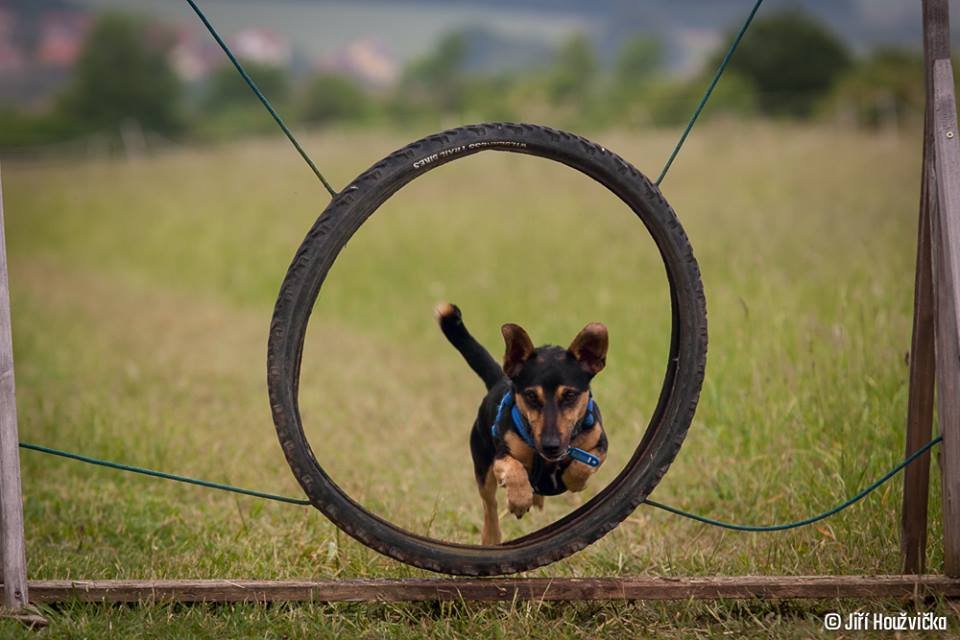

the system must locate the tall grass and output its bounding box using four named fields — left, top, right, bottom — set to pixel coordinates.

left=1, top=121, right=947, bottom=637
